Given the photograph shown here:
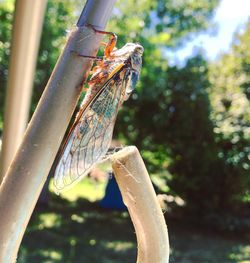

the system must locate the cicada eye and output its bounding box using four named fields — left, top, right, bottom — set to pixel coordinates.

left=131, top=71, right=139, bottom=88
left=135, top=45, right=144, bottom=55
left=124, top=71, right=139, bottom=101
